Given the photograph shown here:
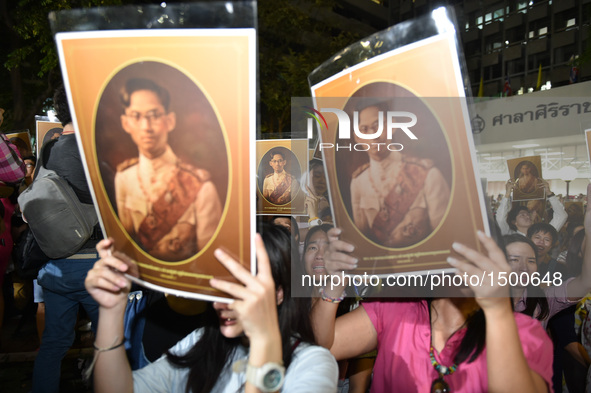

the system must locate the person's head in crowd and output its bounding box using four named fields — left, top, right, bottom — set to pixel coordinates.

left=301, top=224, right=333, bottom=283
left=503, top=234, right=550, bottom=320
left=507, top=205, right=532, bottom=233
left=566, top=202, right=584, bottom=222
left=308, top=159, right=327, bottom=197
left=527, top=223, right=558, bottom=261
left=119, top=78, right=176, bottom=159
left=53, top=84, right=72, bottom=127
left=23, top=155, right=36, bottom=185
left=272, top=216, right=300, bottom=245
